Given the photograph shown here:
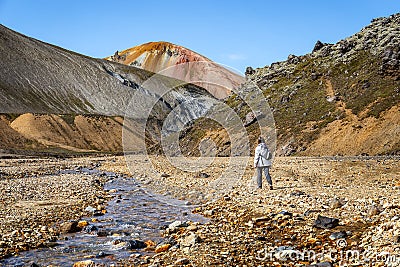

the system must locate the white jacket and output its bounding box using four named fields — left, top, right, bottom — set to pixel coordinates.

left=254, top=143, right=272, bottom=167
